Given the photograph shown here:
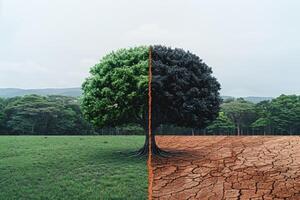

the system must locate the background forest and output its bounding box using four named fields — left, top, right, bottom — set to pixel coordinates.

left=0, top=94, right=299, bottom=135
